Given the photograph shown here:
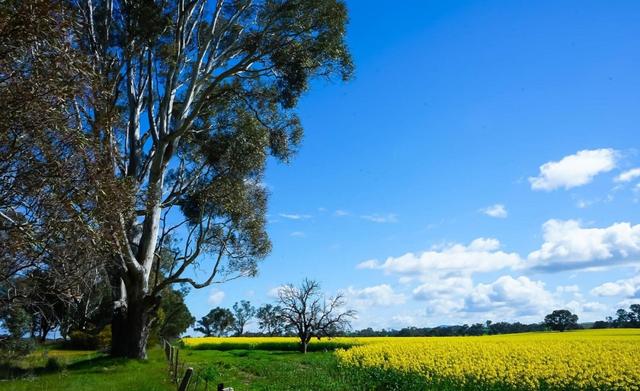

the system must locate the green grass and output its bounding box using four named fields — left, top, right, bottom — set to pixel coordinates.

left=181, top=349, right=368, bottom=390
left=0, top=347, right=375, bottom=391
left=0, top=348, right=174, bottom=391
